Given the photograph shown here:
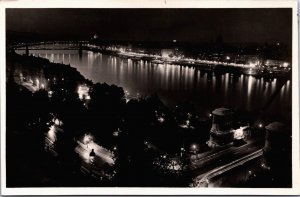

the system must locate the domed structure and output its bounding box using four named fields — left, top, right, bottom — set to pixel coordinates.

left=207, top=108, right=234, bottom=148
left=262, top=122, right=292, bottom=186
left=93, top=33, right=99, bottom=40
left=263, top=122, right=289, bottom=169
